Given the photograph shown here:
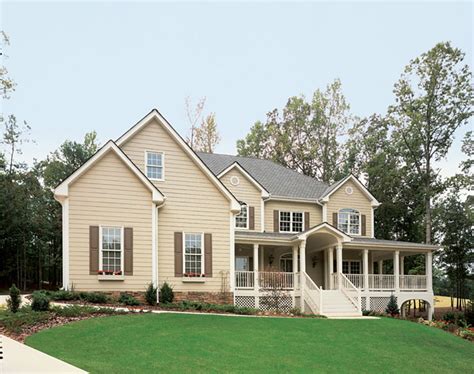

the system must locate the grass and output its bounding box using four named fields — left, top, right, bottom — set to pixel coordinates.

left=26, top=314, right=474, bottom=373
